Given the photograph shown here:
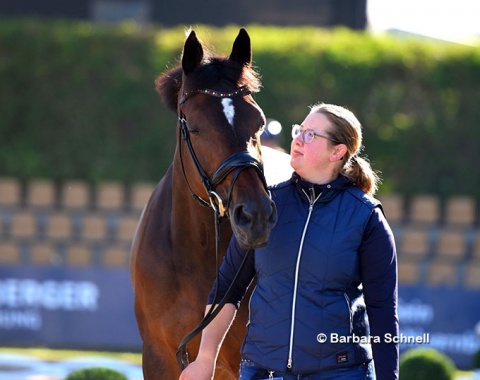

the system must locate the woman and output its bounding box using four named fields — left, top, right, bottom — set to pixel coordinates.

left=180, top=103, right=399, bottom=380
